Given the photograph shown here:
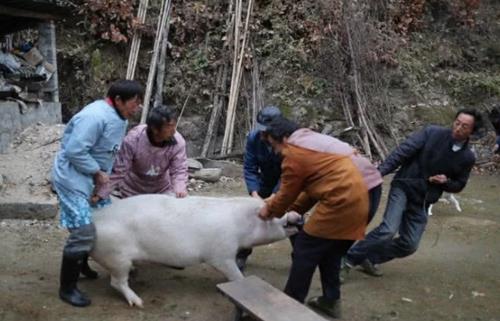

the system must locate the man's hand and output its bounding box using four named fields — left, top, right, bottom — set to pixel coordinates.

left=93, top=171, right=109, bottom=186
left=264, top=193, right=275, bottom=202
left=90, top=194, right=101, bottom=205
left=429, top=174, right=448, bottom=184
left=258, top=204, right=272, bottom=220
left=251, top=191, right=262, bottom=199
left=176, top=191, right=188, bottom=198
